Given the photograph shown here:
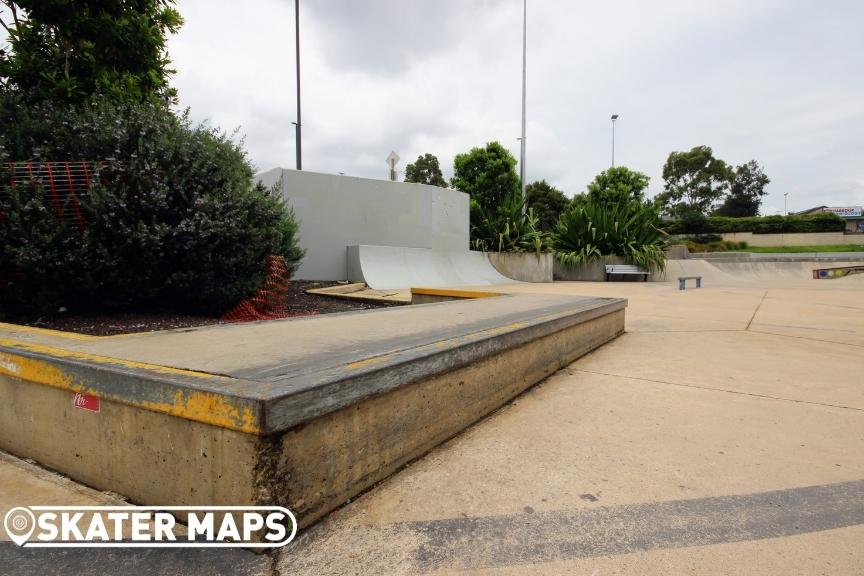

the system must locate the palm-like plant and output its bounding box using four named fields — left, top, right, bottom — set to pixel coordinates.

left=470, top=191, right=548, bottom=254
left=552, top=201, right=669, bottom=271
